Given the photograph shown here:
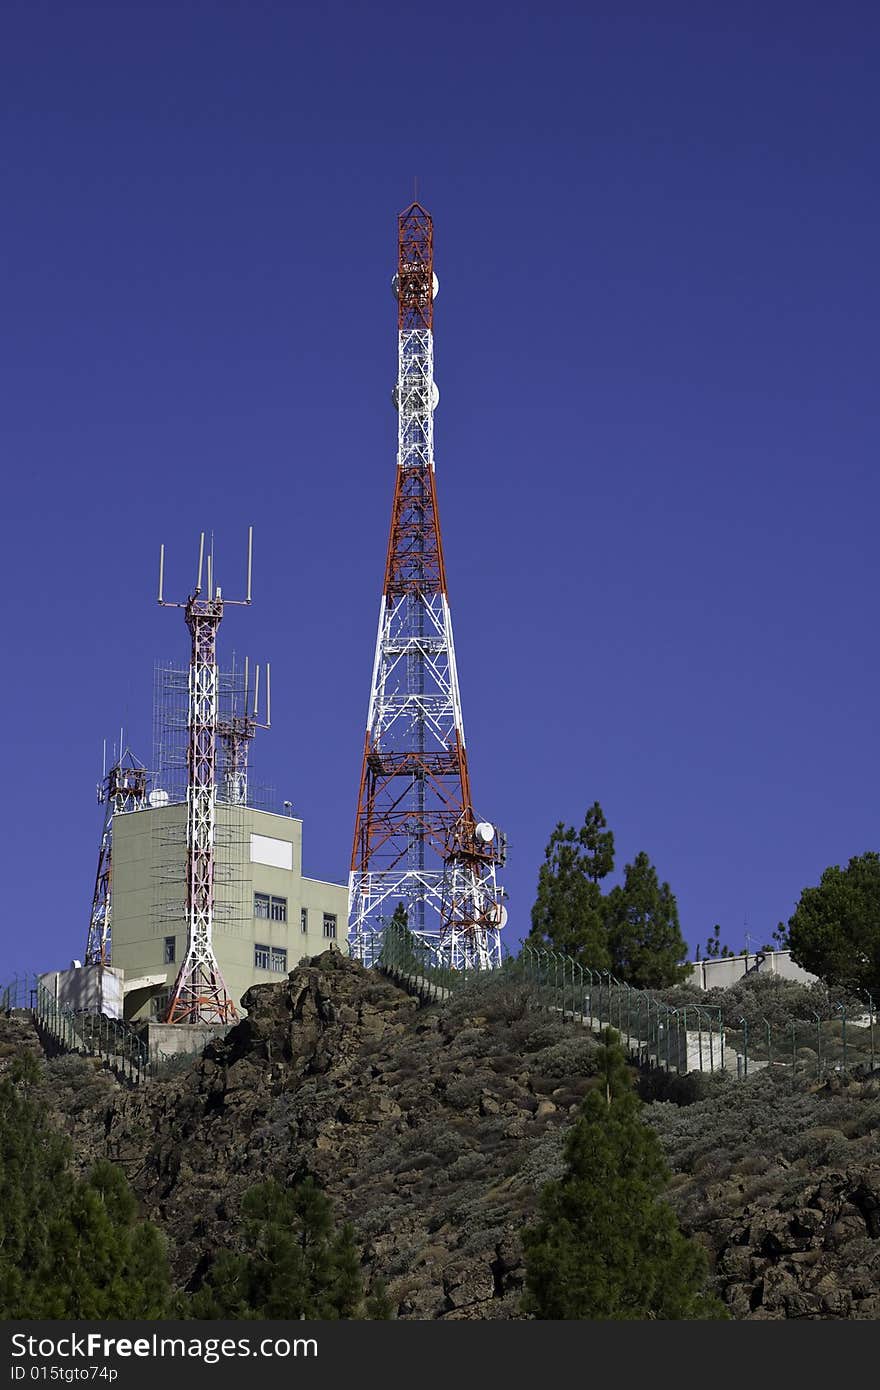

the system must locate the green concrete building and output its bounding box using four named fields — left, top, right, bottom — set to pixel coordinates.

left=111, top=803, right=349, bottom=1020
